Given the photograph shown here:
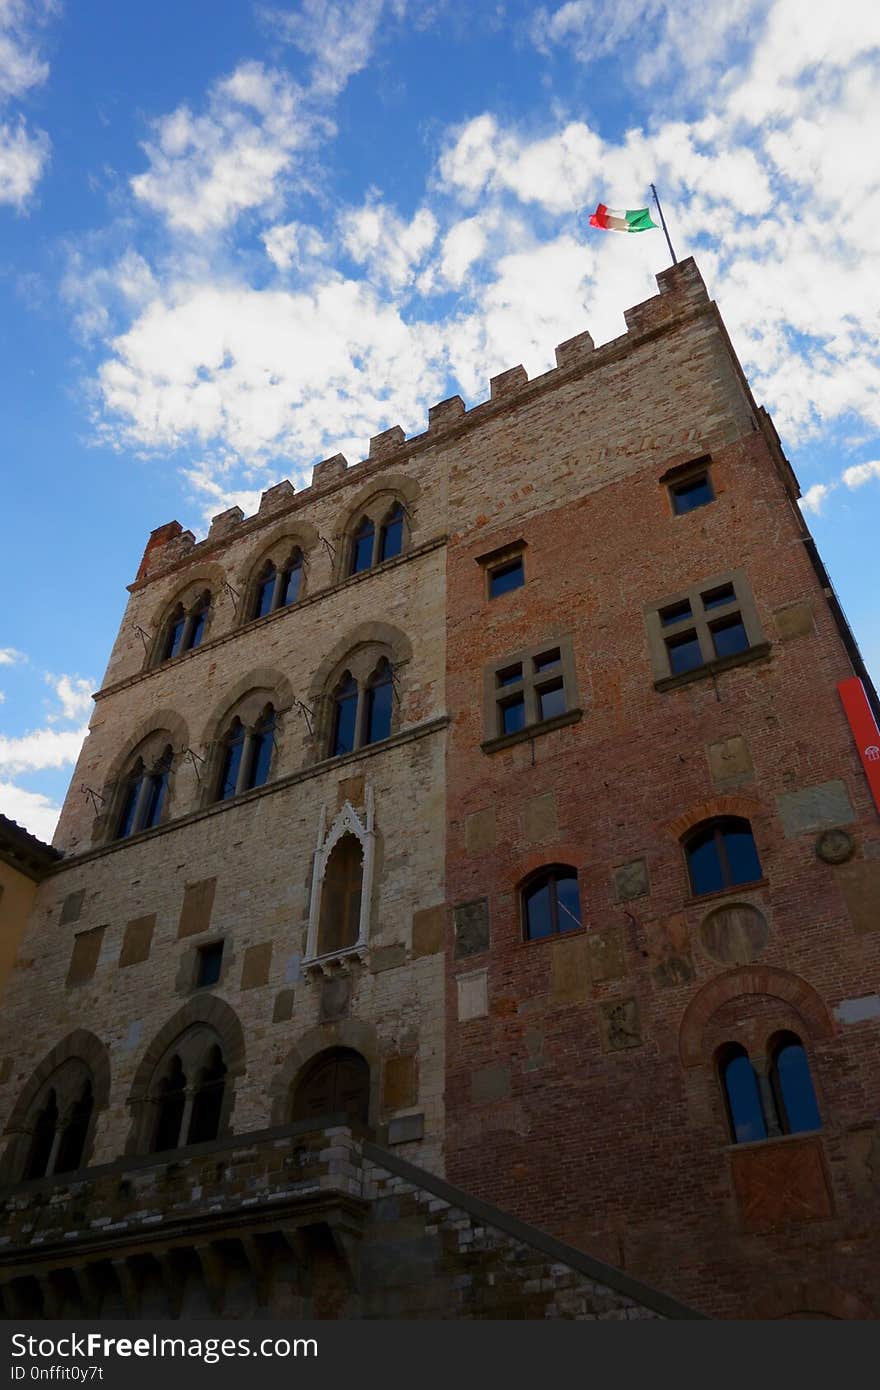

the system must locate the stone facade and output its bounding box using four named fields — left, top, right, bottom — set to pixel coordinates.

left=0, top=259, right=878, bottom=1319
